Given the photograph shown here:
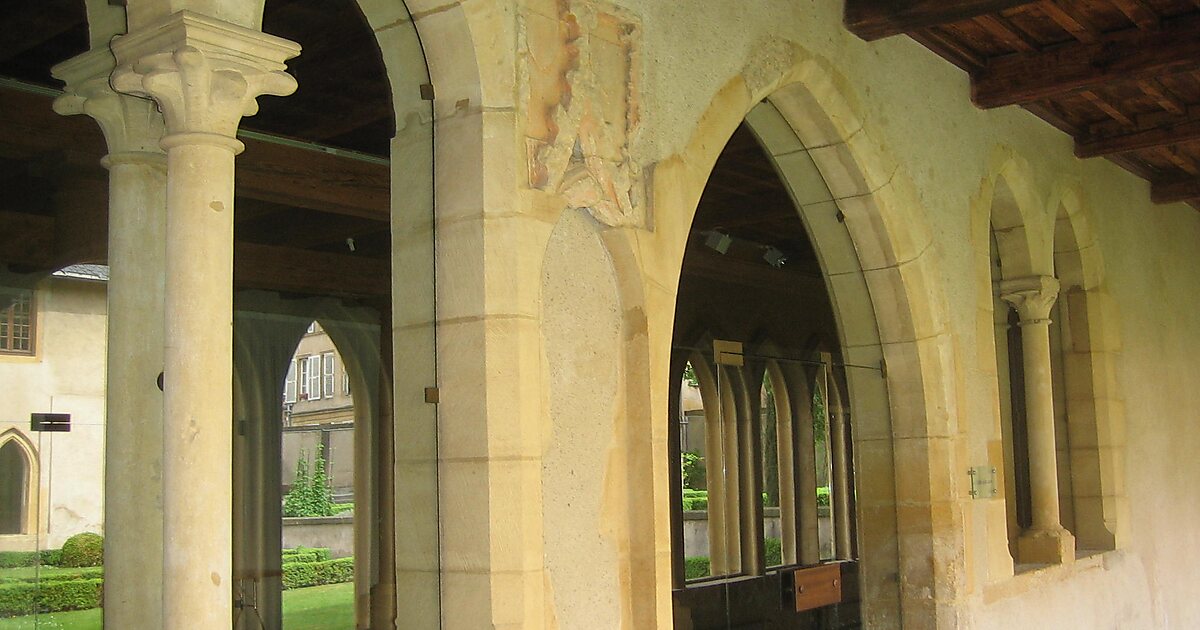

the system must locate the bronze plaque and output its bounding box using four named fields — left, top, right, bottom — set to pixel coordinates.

left=791, top=563, right=842, bottom=612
